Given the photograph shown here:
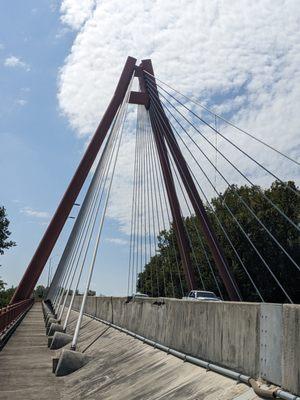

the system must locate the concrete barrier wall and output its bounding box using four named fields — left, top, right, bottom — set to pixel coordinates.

left=68, top=296, right=299, bottom=395
left=282, top=305, right=300, bottom=394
